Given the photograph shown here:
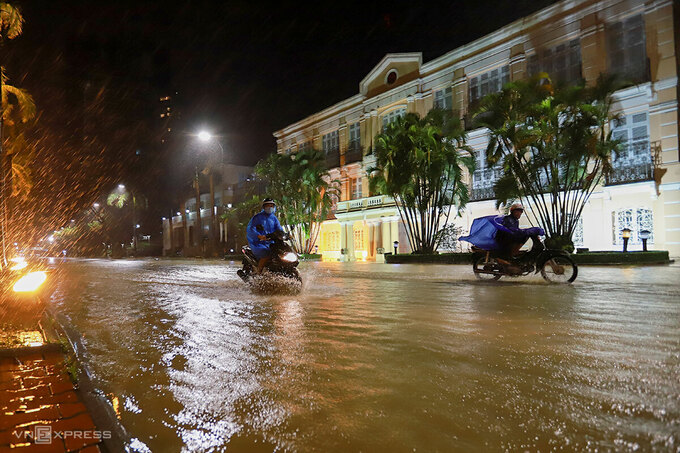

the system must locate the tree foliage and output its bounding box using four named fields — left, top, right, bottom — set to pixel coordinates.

left=370, top=109, right=474, bottom=253
left=474, top=74, right=621, bottom=251
left=255, top=148, right=339, bottom=254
